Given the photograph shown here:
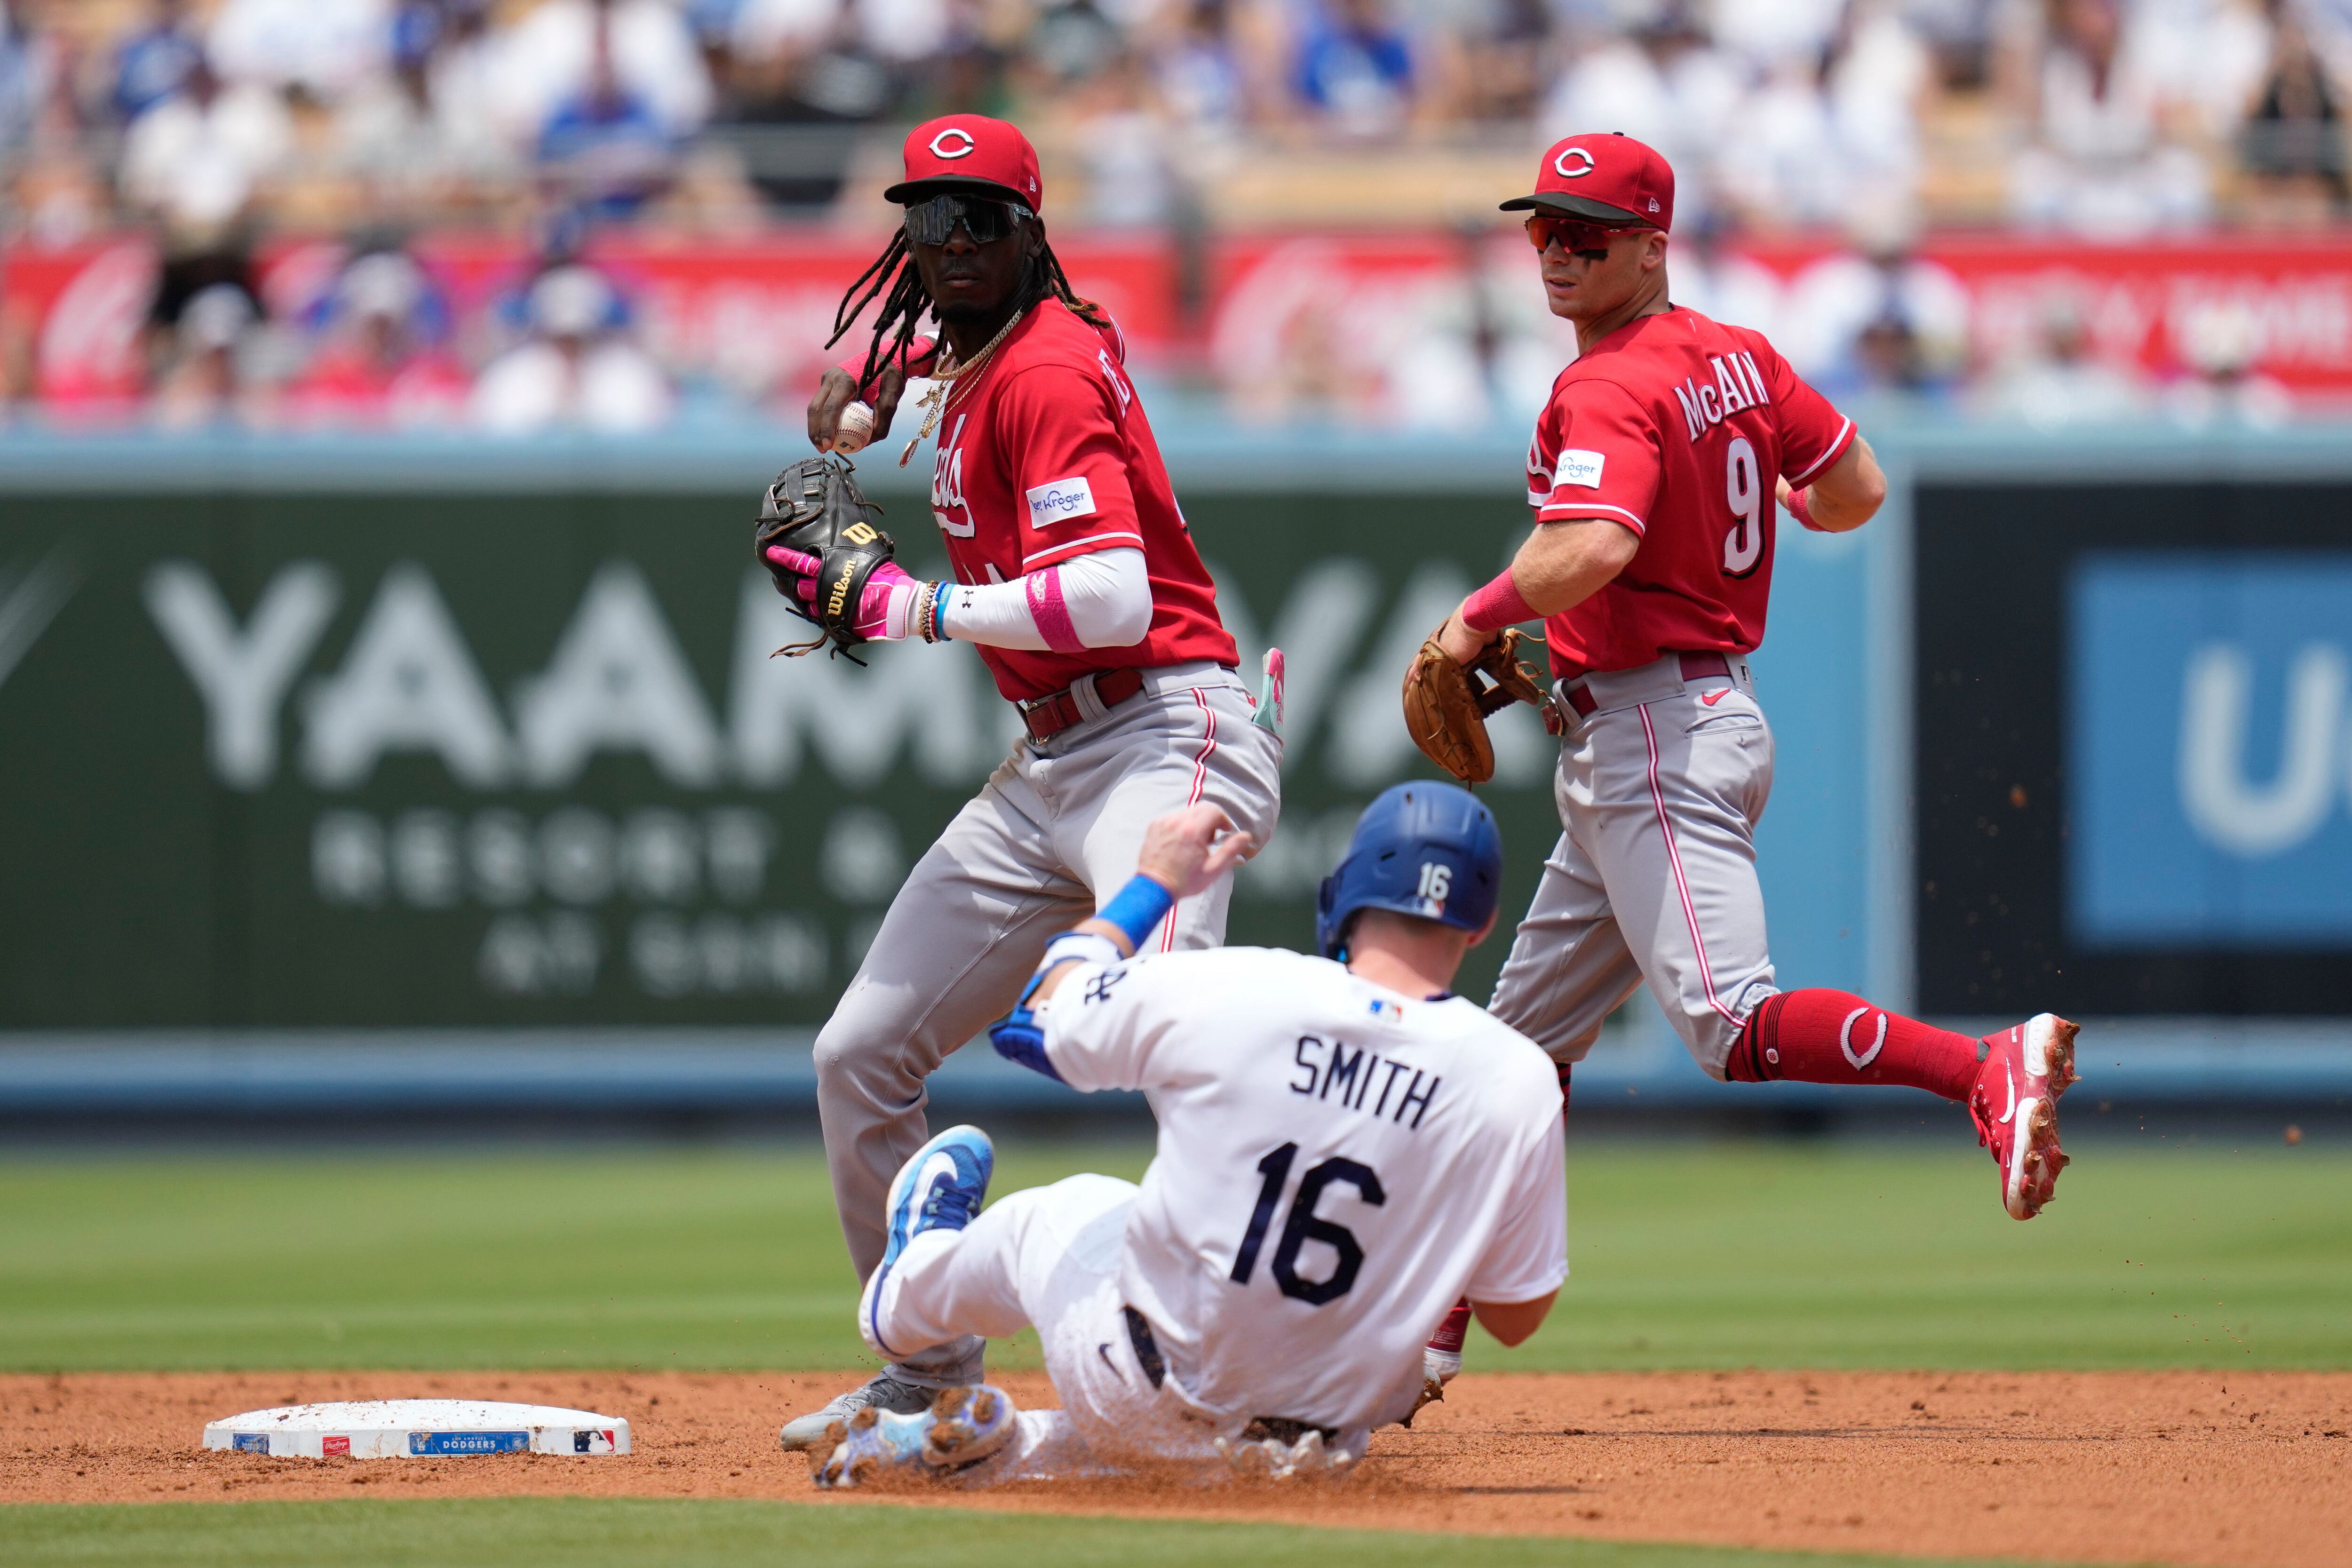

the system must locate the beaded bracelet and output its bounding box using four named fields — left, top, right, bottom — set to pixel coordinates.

left=918, top=581, right=953, bottom=643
